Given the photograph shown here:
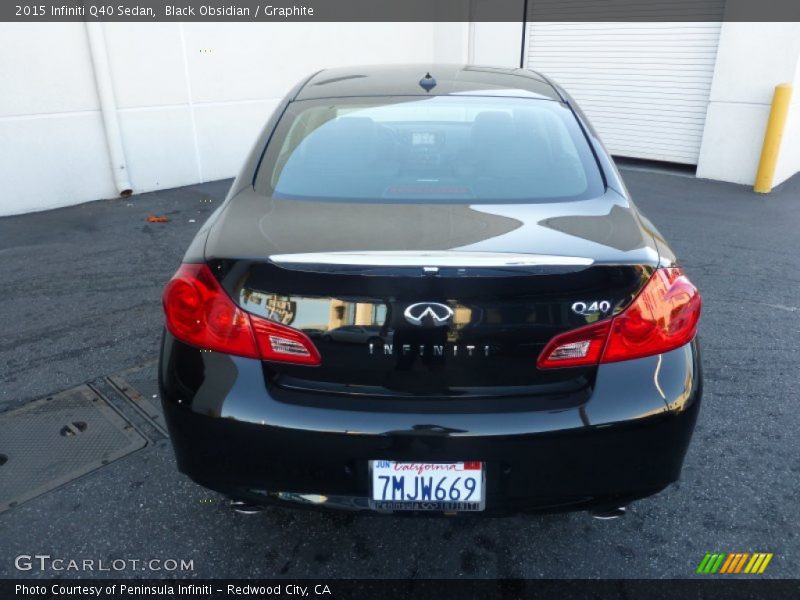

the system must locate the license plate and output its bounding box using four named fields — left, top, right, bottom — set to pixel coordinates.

left=370, top=461, right=485, bottom=511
